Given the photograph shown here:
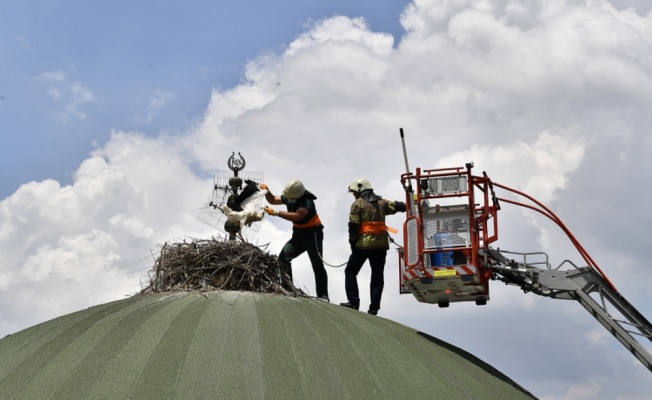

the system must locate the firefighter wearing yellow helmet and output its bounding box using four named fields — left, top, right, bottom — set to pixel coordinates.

left=261, top=180, right=329, bottom=301
left=340, top=178, right=406, bottom=315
